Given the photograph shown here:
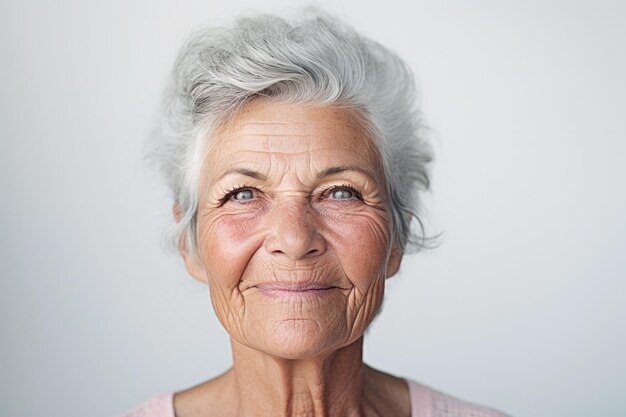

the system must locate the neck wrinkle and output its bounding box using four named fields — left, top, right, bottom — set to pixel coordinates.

left=228, top=338, right=367, bottom=417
